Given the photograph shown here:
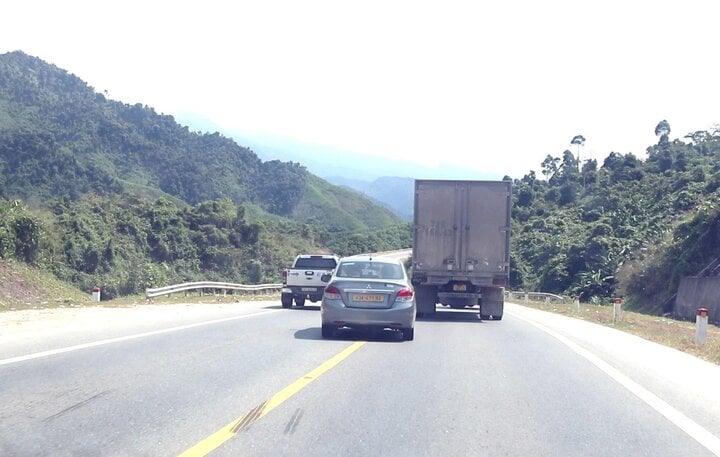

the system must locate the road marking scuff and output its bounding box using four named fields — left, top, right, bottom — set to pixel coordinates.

left=179, top=340, right=366, bottom=457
